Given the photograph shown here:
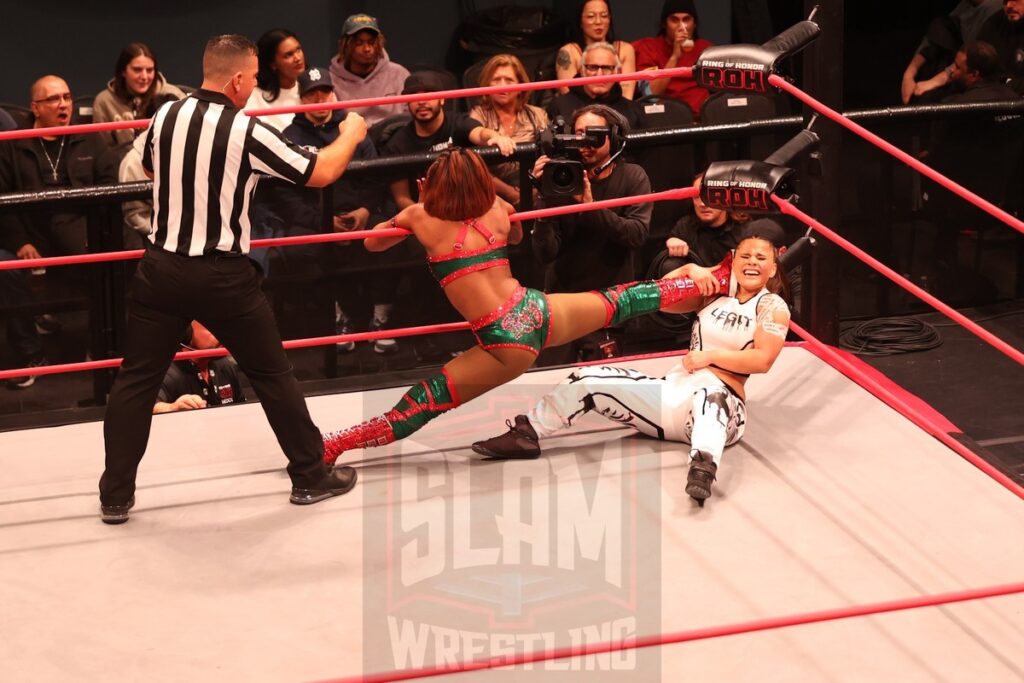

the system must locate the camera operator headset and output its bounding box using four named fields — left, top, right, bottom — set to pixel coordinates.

left=585, top=105, right=629, bottom=179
